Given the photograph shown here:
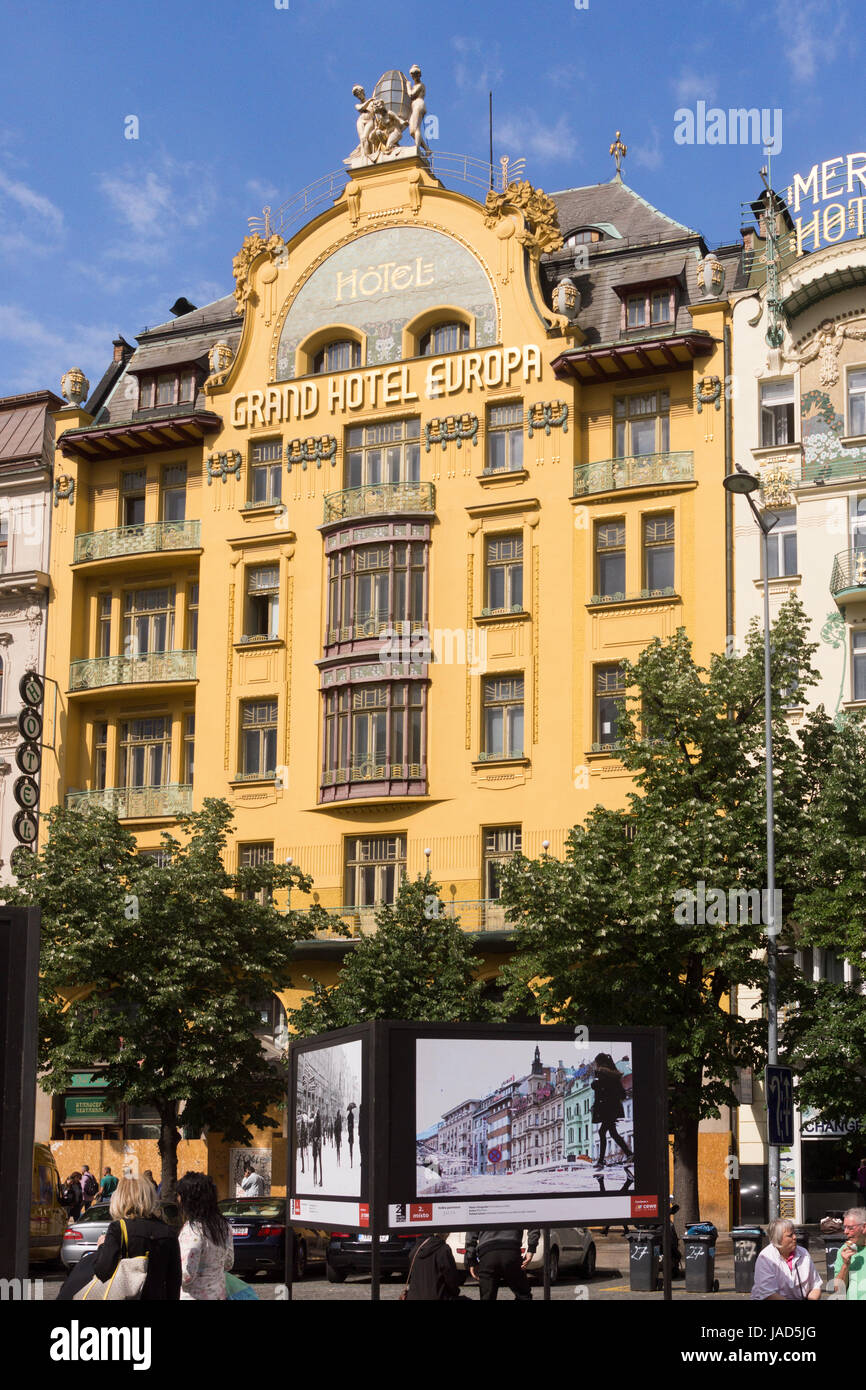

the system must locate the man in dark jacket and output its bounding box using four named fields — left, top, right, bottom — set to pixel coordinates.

left=405, top=1234, right=461, bottom=1300
left=465, top=1227, right=539, bottom=1300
